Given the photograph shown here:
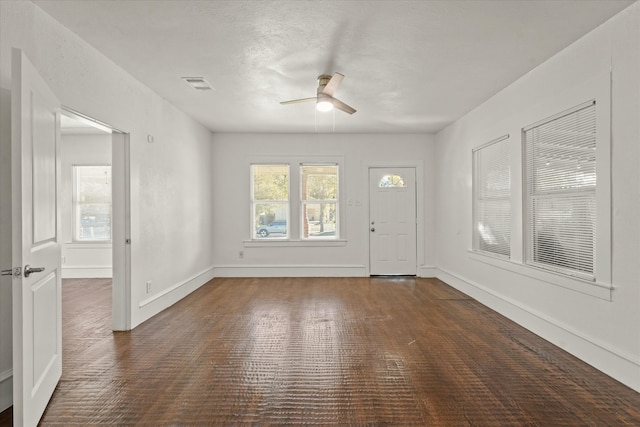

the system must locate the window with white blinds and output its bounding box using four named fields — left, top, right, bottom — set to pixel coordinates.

left=473, top=135, right=511, bottom=257
left=524, top=100, right=596, bottom=278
